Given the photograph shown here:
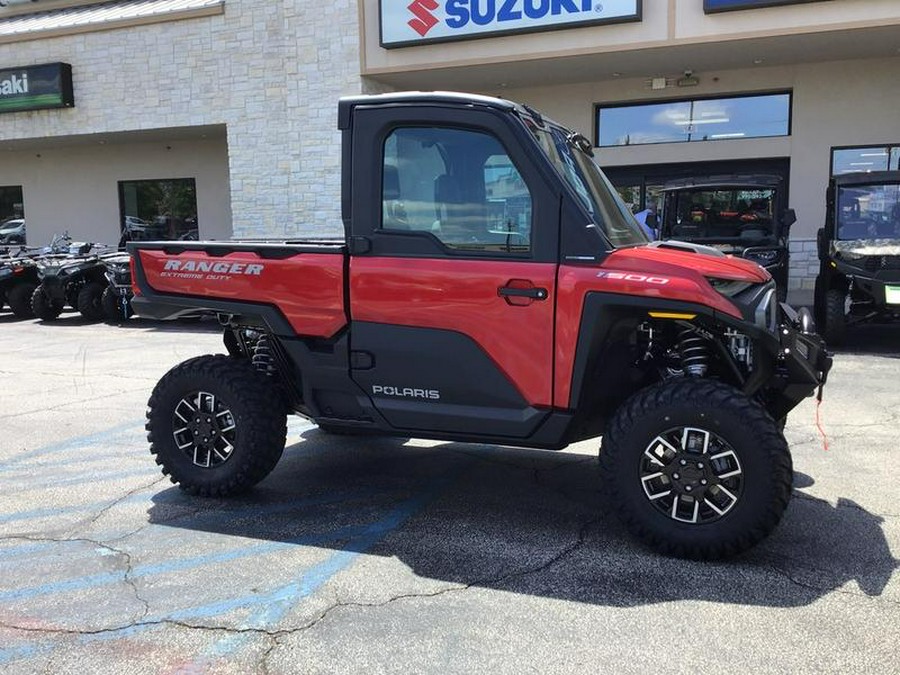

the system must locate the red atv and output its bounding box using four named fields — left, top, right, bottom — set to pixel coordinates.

left=130, top=93, right=830, bottom=559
